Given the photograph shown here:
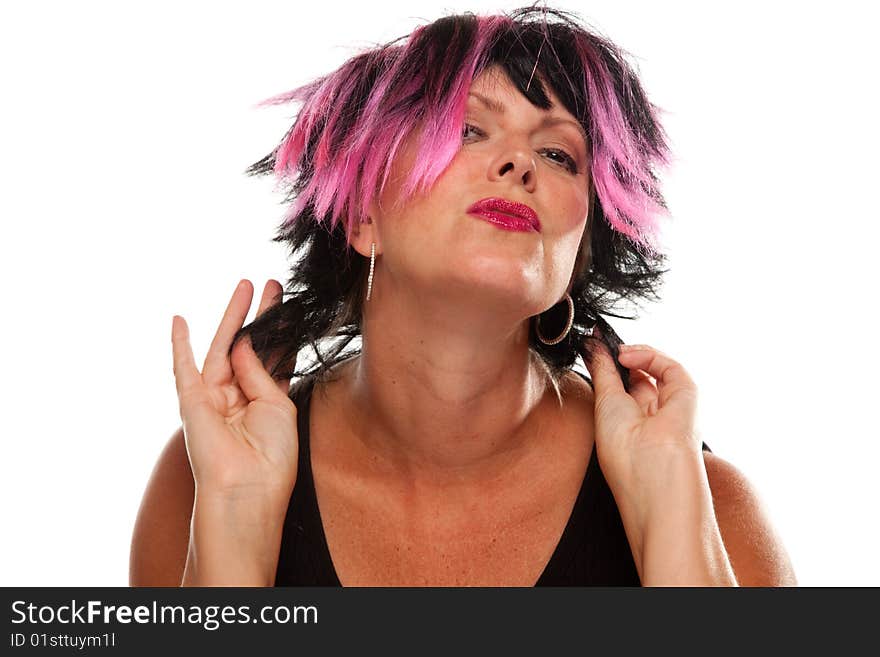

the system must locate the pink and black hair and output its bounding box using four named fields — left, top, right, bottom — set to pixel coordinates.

left=235, top=6, right=673, bottom=391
